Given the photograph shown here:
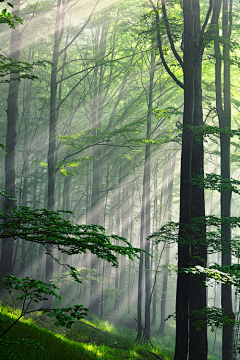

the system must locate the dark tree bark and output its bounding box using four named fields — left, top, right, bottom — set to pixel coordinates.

left=214, top=1, right=234, bottom=358
left=174, top=1, right=194, bottom=359
left=0, top=0, right=21, bottom=290
left=188, top=1, right=207, bottom=359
